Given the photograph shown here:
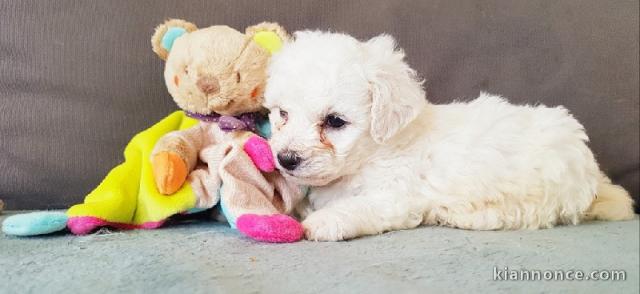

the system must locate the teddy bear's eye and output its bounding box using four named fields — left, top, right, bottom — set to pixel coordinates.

left=236, top=72, right=241, bottom=83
